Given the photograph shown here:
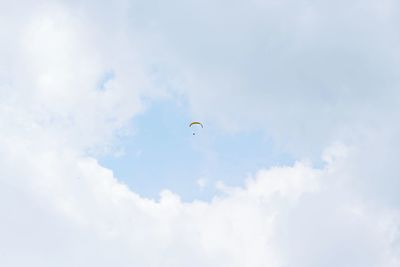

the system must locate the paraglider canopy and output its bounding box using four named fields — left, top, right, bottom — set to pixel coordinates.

left=189, top=121, right=203, bottom=135
left=189, top=121, right=203, bottom=128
